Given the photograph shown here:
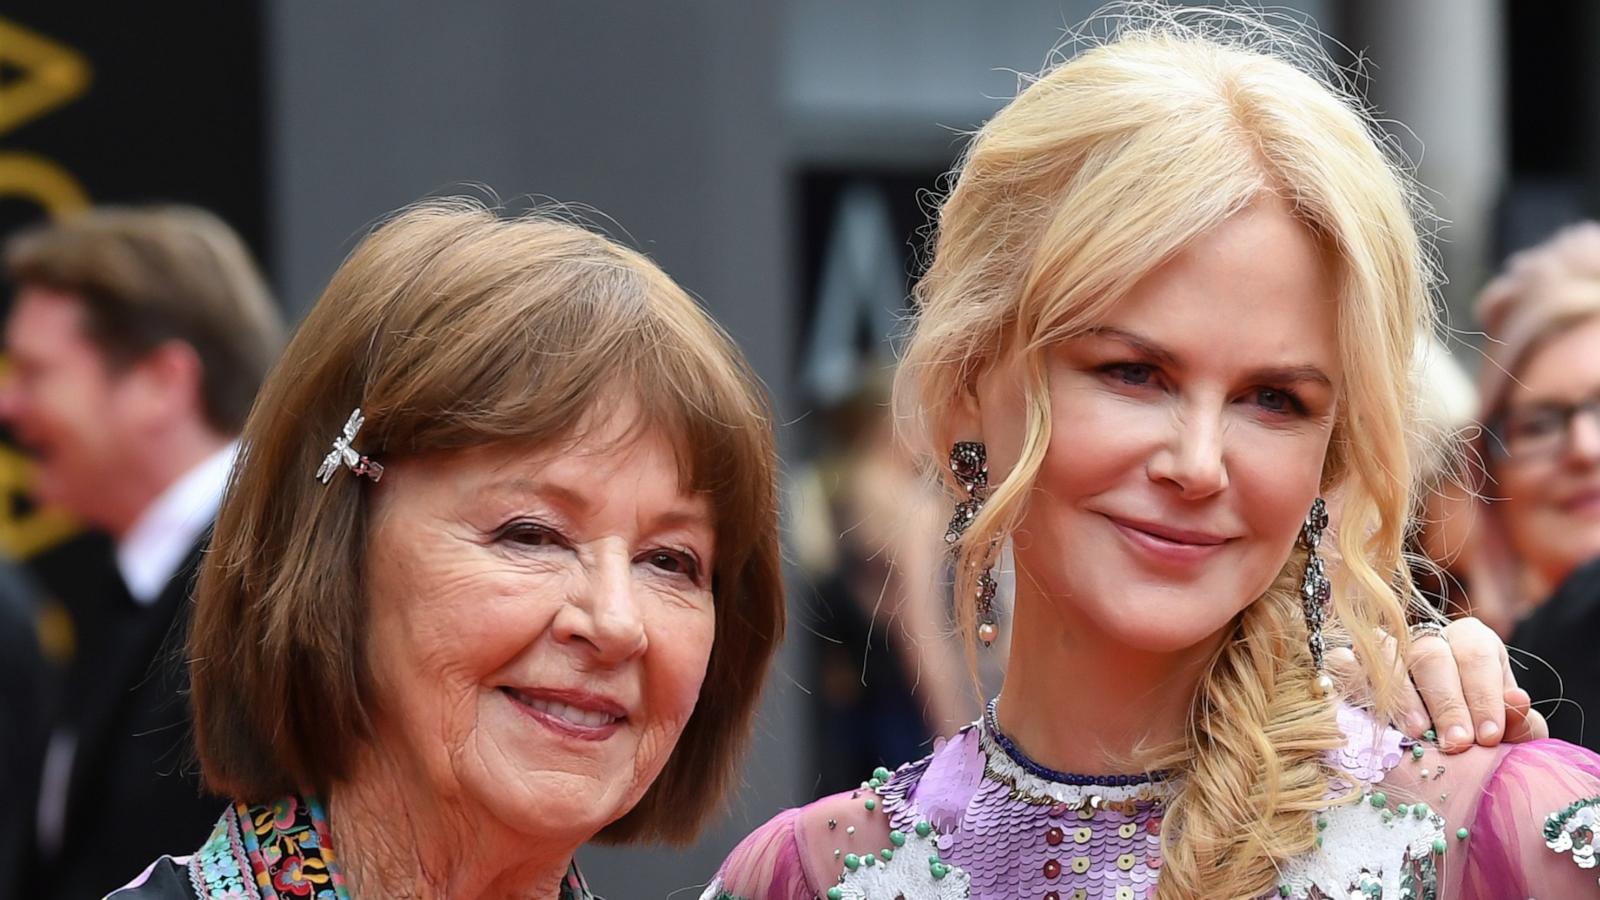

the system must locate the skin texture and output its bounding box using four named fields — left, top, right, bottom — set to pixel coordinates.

left=0, top=287, right=225, bottom=536
left=330, top=406, right=716, bottom=899
left=1491, top=314, right=1600, bottom=601
left=962, top=196, right=1341, bottom=773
